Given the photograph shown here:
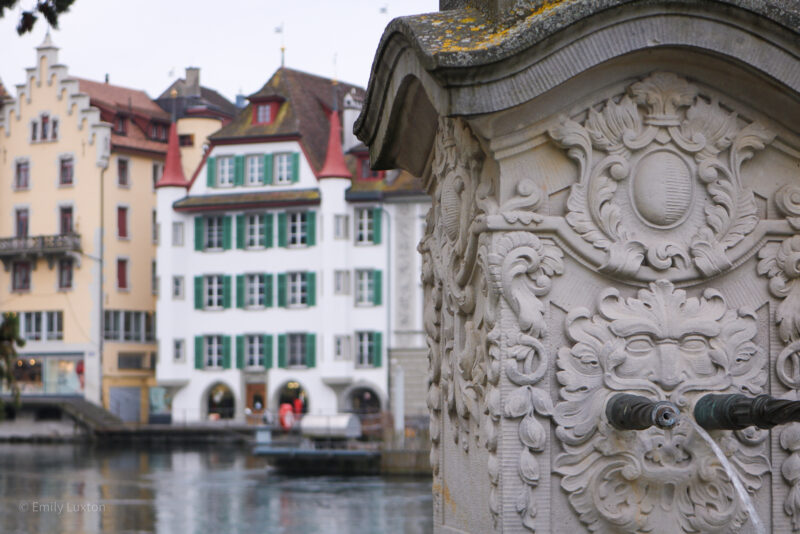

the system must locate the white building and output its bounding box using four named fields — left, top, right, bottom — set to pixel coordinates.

left=155, top=68, right=428, bottom=423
